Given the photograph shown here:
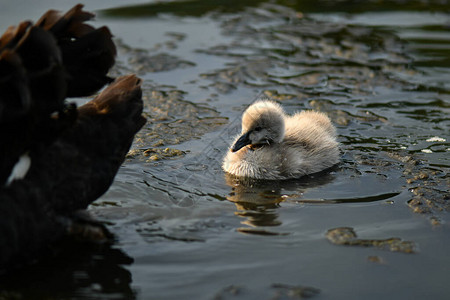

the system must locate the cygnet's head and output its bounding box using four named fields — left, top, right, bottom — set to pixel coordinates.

left=232, top=99, right=285, bottom=152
